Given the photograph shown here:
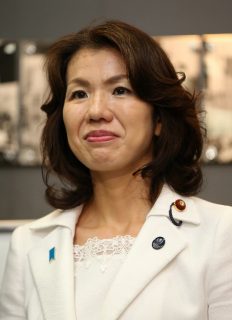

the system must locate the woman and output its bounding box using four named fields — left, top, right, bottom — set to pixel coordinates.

left=0, top=20, right=232, bottom=320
